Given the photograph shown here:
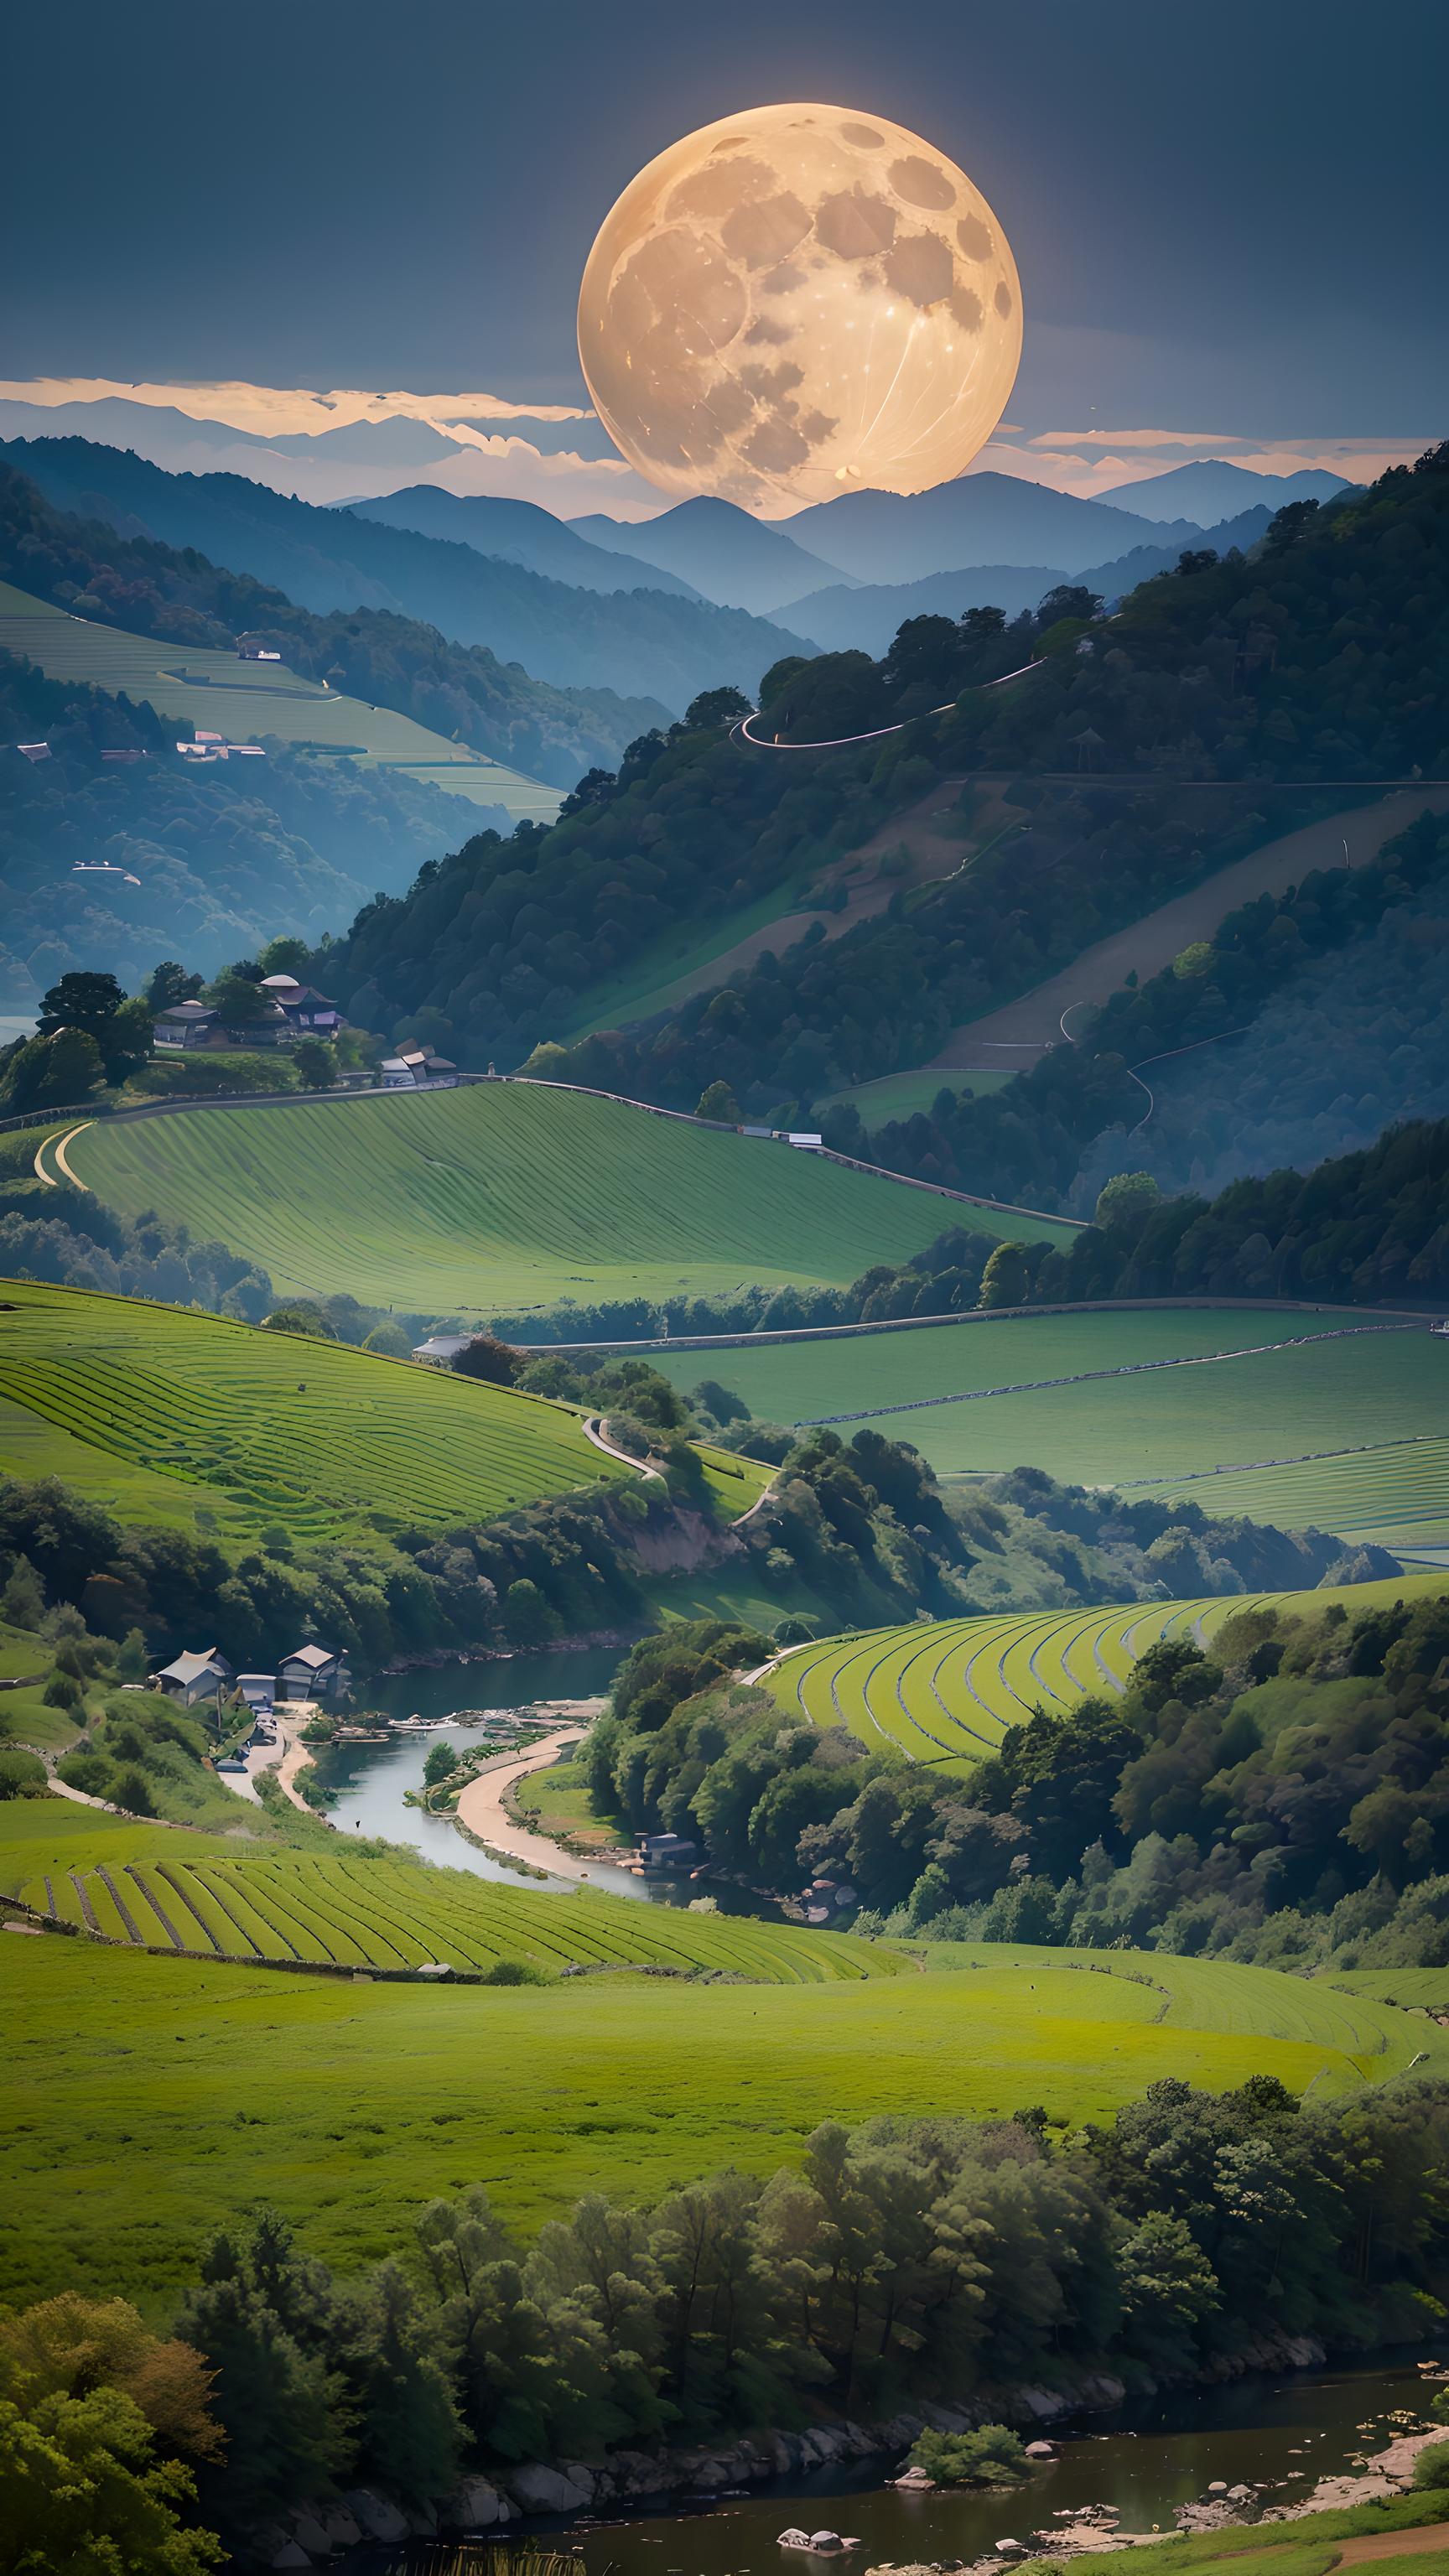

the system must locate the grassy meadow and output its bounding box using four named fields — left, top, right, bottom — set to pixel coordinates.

left=767, top=1570, right=1449, bottom=1770
left=64, top=1081, right=1070, bottom=1317
left=653, top=1308, right=1448, bottom=1543
left=0, top=575, right=558, bottom=819
left=5, top=1919, right=1431, bottom=2304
